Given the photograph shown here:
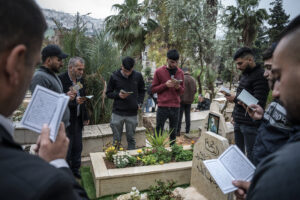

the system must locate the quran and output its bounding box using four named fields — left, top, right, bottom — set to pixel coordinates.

left=20, top=85, right=69, bottom=141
